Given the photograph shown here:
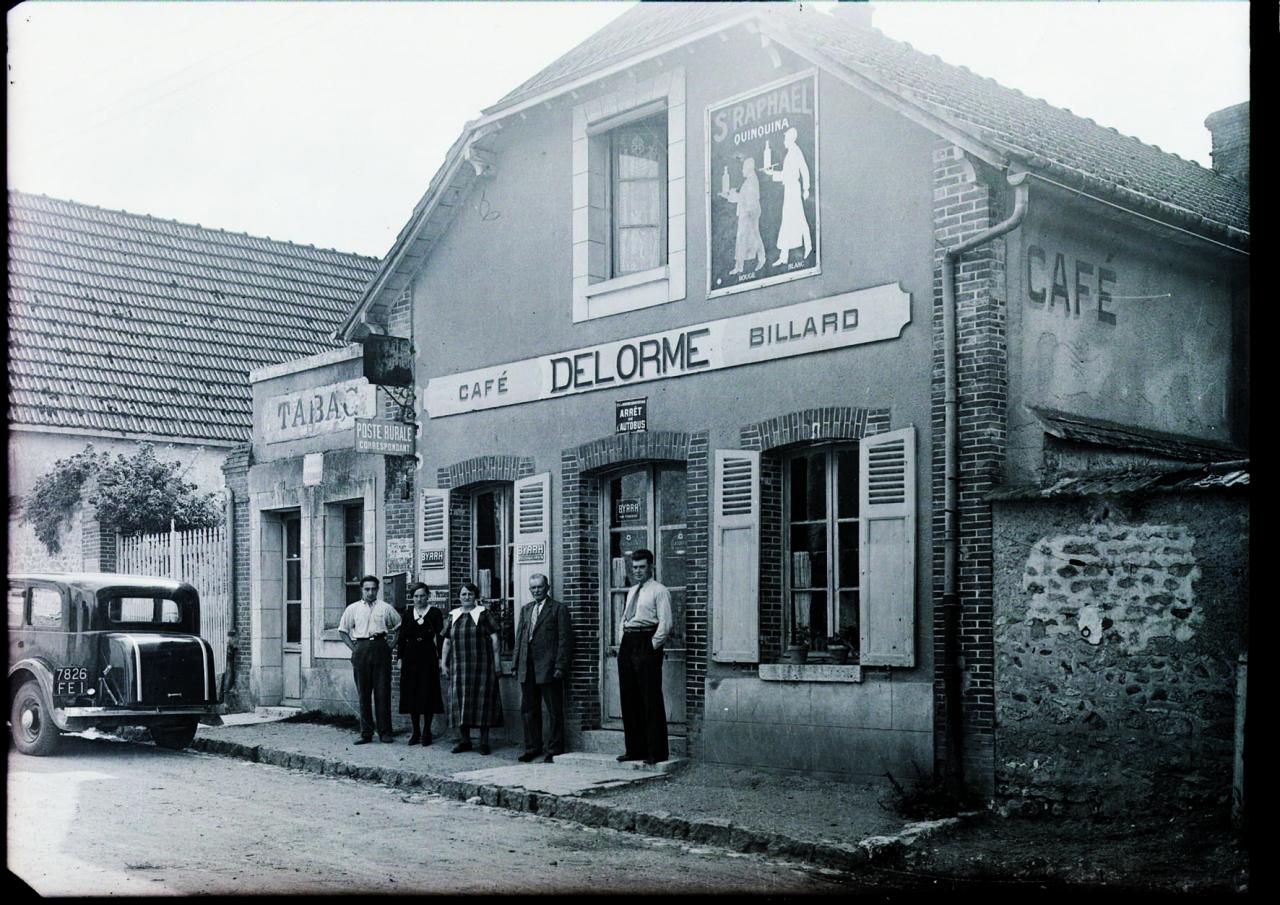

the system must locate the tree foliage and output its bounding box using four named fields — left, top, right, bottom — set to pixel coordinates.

left=22, top=443, right=224, bottom=554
